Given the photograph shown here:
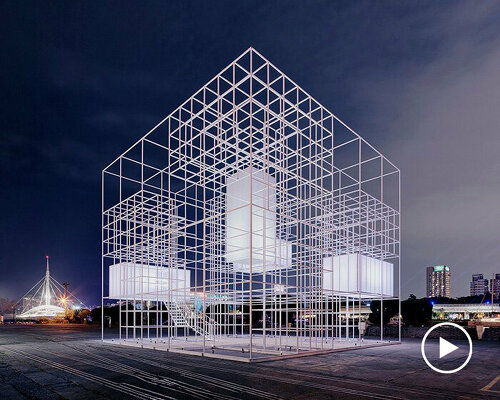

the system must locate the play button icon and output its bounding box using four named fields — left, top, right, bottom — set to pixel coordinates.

left=439, top=337, right=459, bottom=358
left=421, top=322, right=473, bottom=374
